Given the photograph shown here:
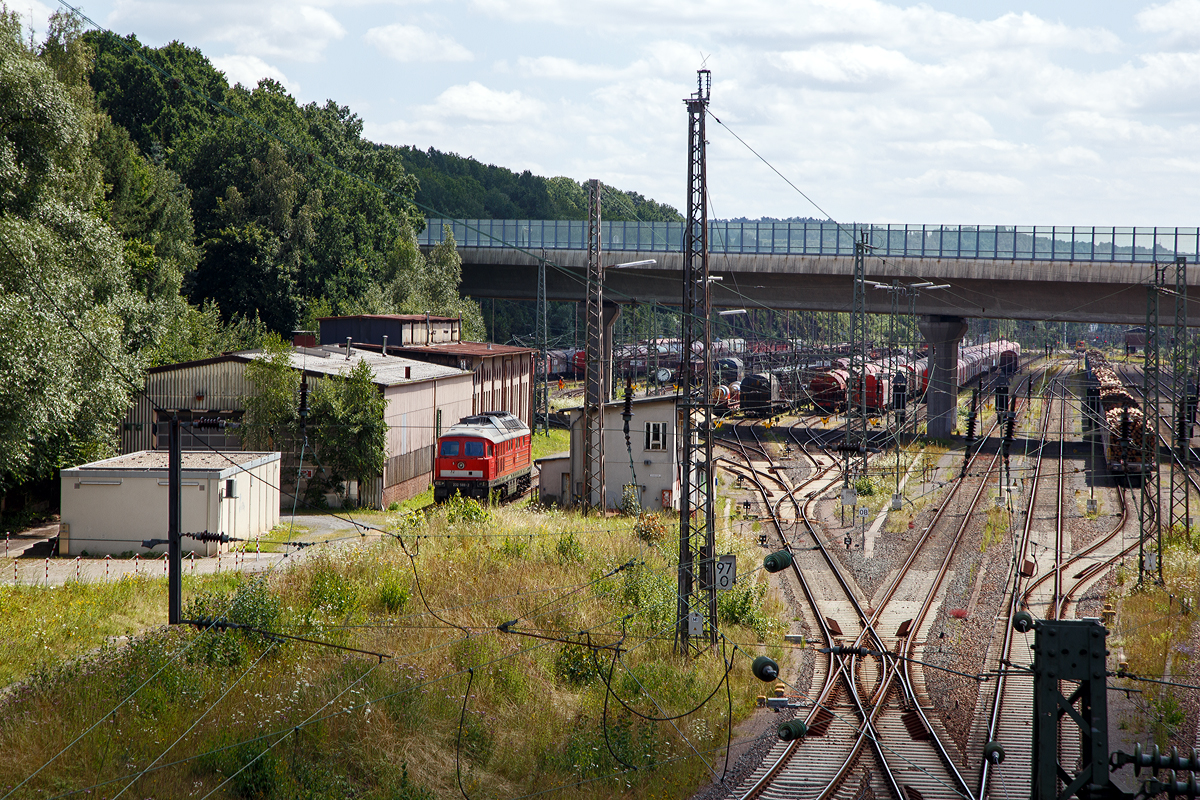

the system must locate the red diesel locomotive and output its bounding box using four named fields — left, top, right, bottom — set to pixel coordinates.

left=433, top=411, right=532, bottom=503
